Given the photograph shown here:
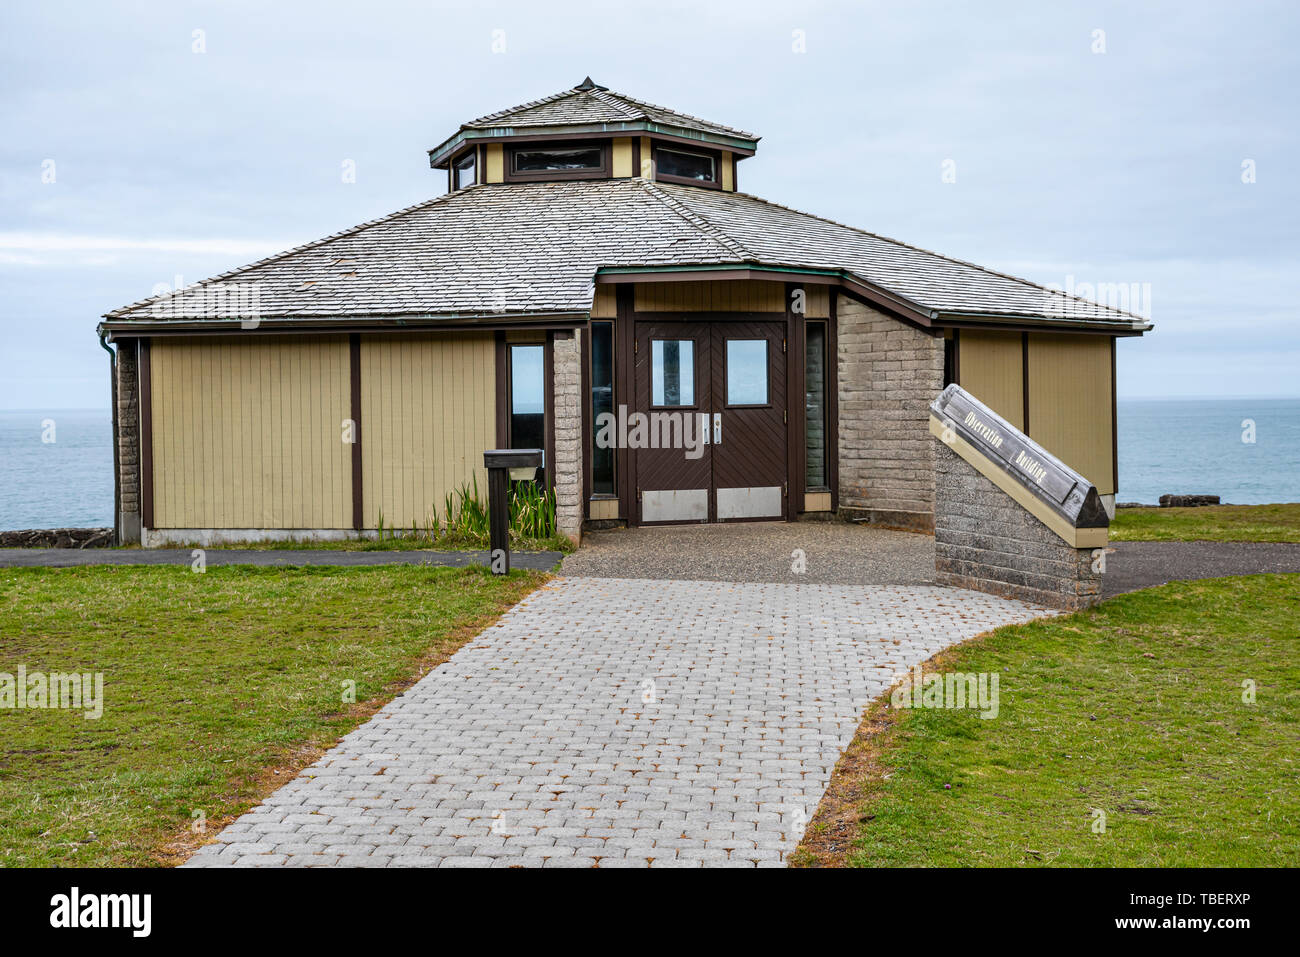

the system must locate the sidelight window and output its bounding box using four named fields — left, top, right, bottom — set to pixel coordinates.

left=805, top=322, right=828, bottom=489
